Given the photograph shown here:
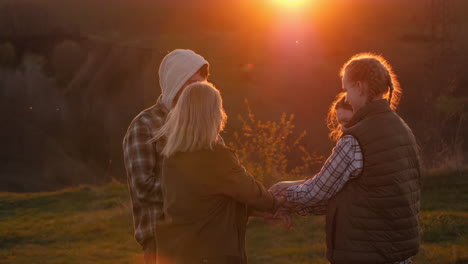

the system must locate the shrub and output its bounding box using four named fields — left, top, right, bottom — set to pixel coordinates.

left=229, top=100, right=323, bottom=187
